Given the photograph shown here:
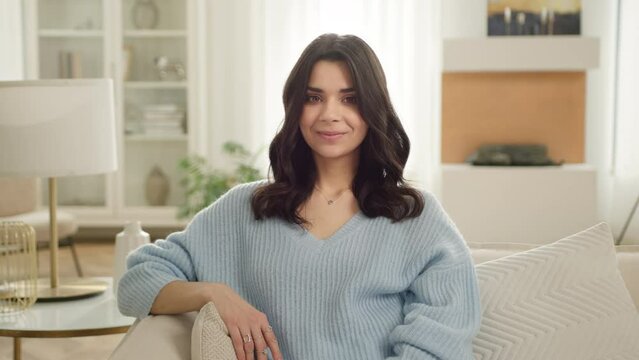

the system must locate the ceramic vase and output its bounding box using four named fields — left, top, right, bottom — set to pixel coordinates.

left=132, top=0, right=159, bottom=30
left=145, top=165, right=169, bottom=206
left=113, top=221, right=150, bottom=295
